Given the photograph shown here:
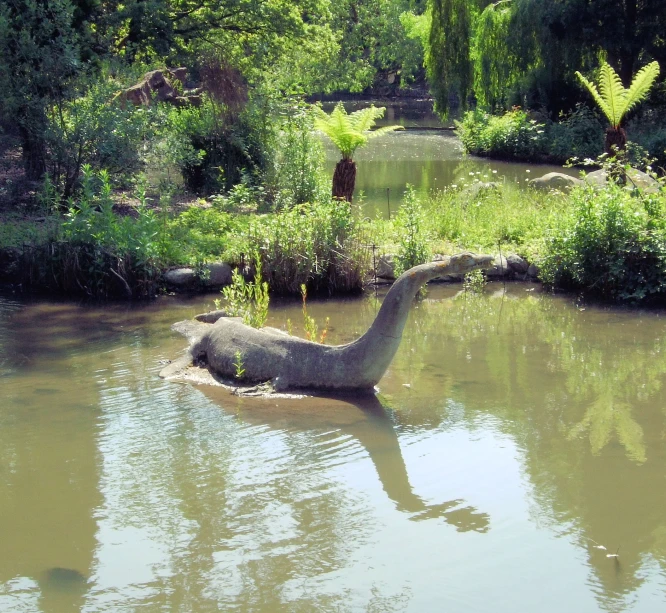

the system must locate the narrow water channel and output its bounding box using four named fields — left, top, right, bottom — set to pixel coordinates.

left=321, top=101, right=579, bottom=217
left=2, top=286, right=666, bottom=612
